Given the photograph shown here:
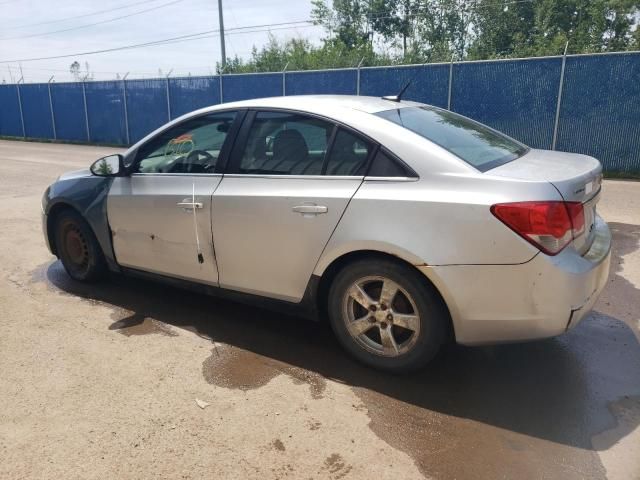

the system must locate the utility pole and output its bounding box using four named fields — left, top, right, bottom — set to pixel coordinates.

left=218, top=0, right=226, bottom=70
